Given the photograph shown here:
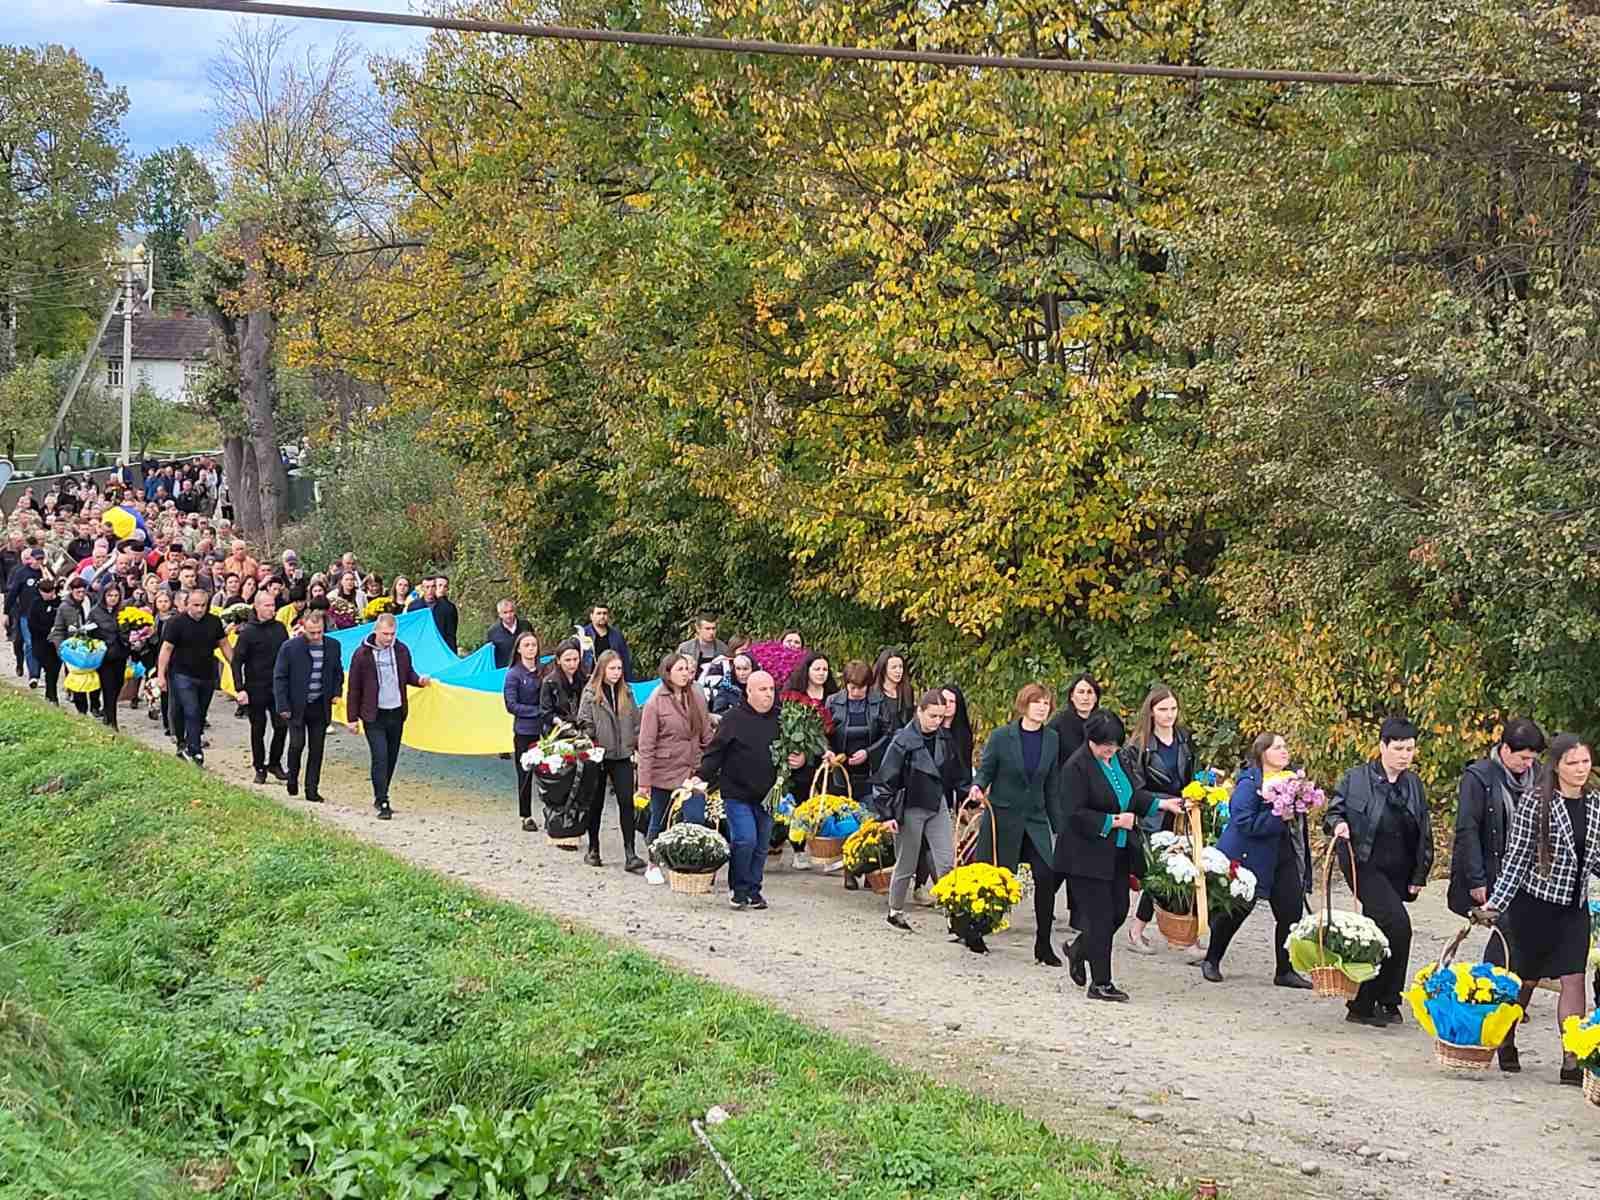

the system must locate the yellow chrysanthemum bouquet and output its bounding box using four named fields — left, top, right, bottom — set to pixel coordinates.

left=841, top=819, right=895, bottom=877
left=930, top=862, right=1023, bottom=954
